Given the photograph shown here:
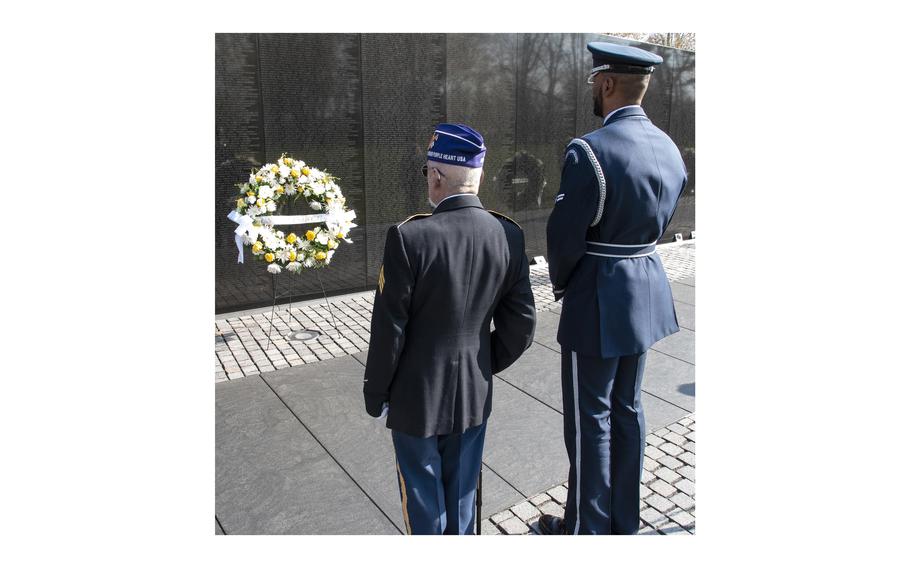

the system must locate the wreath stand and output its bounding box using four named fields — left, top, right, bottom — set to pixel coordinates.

left=264, top=266, right=341, bottom=351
